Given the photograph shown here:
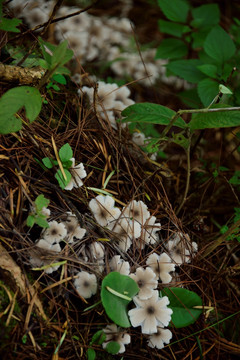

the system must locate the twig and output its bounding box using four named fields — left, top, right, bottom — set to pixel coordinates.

left=176, top=138, right=191, bottom=215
